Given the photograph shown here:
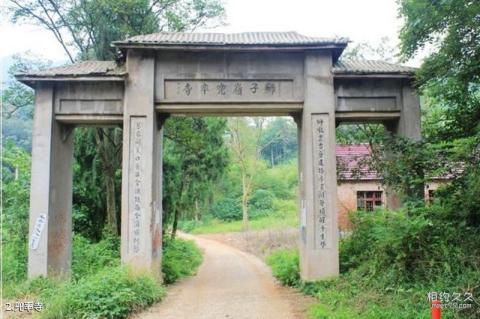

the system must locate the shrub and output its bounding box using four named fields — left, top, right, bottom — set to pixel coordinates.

left=255, top=161, right=298, bottom=199
left=209, top=197, right=241, bottom=221
left=2, top=144, right=31, bottom=285
left=249, top=189, right=275, bottom=218
left=162, top=238, right=203, bottom=284
left=72, top=233, right=120, bottom=280
left=5, top=276, right=61, bottom=300
left=273, top=198, right=297, bottom=217
left=340, top=206, right=480, bottom=287
left=178, top=219, right=200, bottom=232
left=40, top=266, right=165, bottom=319
left=266, top=249, right=300, bottom=287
